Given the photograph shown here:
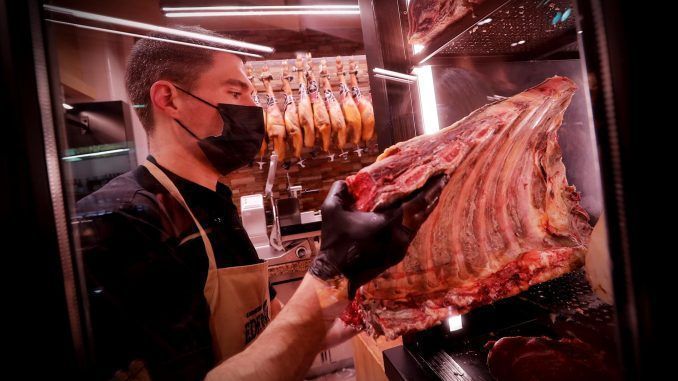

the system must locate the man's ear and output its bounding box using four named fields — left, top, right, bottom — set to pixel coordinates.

left=150, top=80, right=181, bottom=120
